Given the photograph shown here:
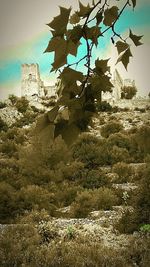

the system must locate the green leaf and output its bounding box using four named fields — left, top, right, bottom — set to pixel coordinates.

left=96, top=12, right=103, bottom=25
left=90, top=74, right=113, bottom=100
left=95, top=59, right=110, bottom=74
left=62, top=122, right=81, bottom=146
left=47, top=6, right=71, bottom=36
left=131, top=0, right=136, bottom=8
left=84, top=26, right=101, bottom=46
left=67, top=40, right=80, bottom=56
left=116, top=48, right=132, bottom=70
left=44, top=36, right=67, bottom=53
left=70, top=13, right=80, bottom=24
left=47, top=106, right=59, bottom=123
left=129, top=29, right=143, bottom=46
left=60, top=67, right=84, bottom=86
left=67, top=25, right=83, bottom=44
left=78, top=1, right=91, bottom=17
left=44, top=37, right=68, bottom=70
left=115, top=41, right=129, bottom=54
left=103, top=6, right=118, bottom=26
